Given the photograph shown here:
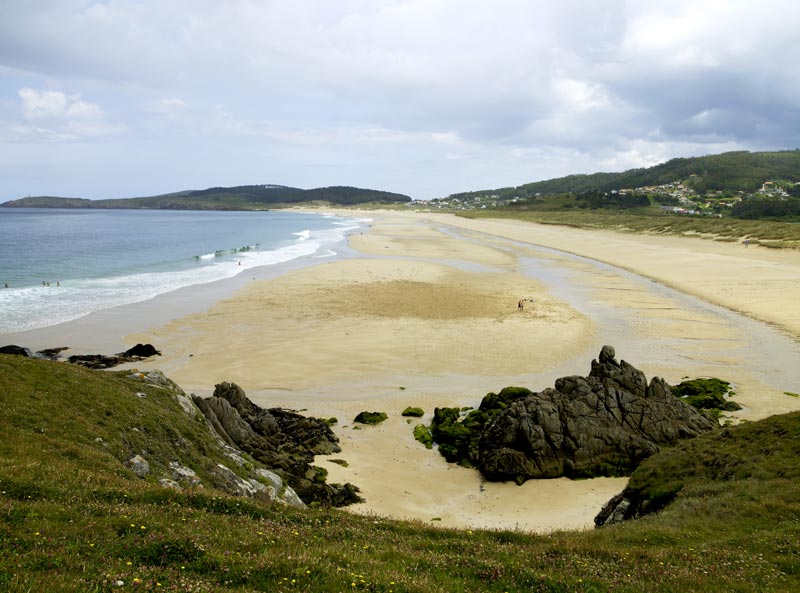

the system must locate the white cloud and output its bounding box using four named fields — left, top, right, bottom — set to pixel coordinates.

left=66, top=99, right=105, bottom=119
left=19, top=88, right=68, bottom=119
left=14, top=87, right=123, bottom=140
